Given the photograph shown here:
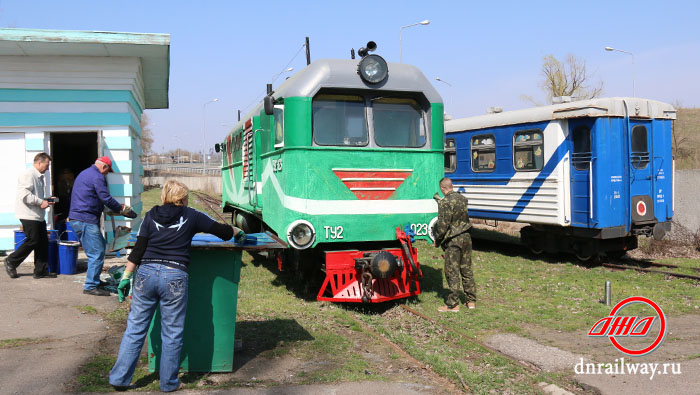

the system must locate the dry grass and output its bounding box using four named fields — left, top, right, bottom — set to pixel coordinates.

left=674, top=107, right=700, bottom=170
